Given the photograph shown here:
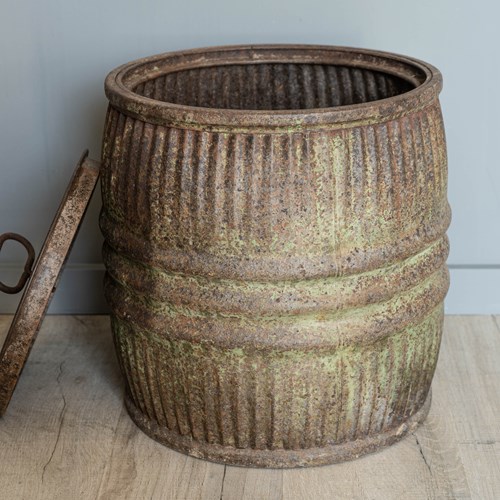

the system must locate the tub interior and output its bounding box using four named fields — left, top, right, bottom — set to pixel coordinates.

left=132, top=63, right=416, bottom=110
